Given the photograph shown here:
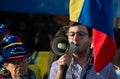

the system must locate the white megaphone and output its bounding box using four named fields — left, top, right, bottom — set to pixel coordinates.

left=50, top=36, right=78, bottom=56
